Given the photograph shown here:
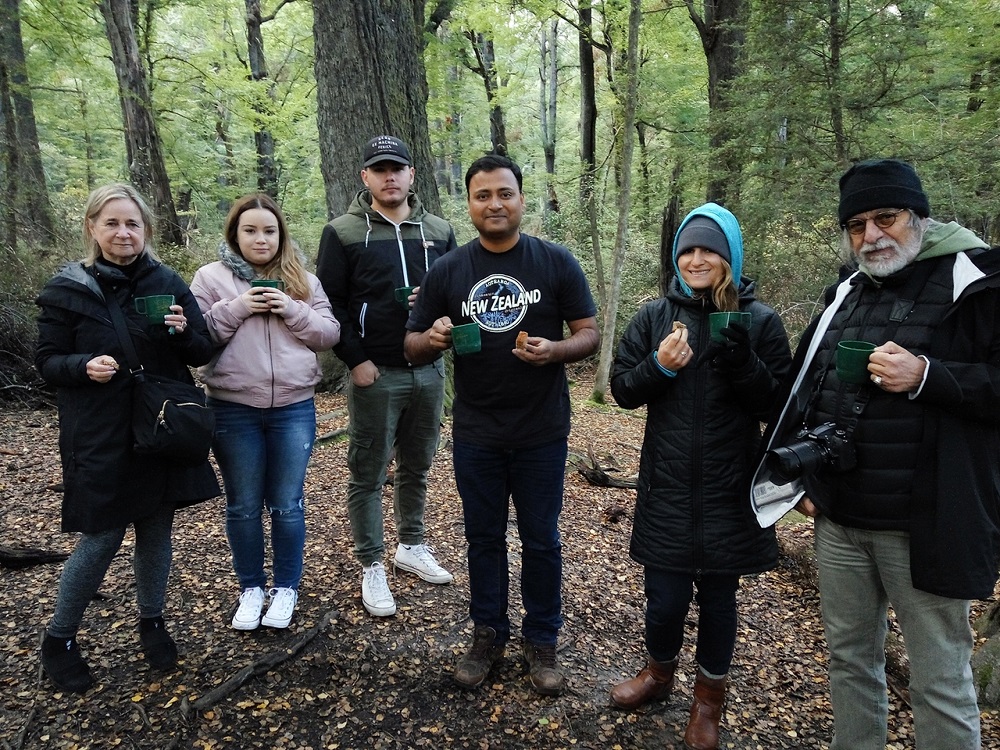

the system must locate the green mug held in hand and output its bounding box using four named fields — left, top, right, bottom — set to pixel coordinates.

left=451, top=323, right=482, bottom=355
left=836, top=340, right=877, bottom=385
left=134, top=295, right=175, bottom=326
left=709, top=311, right=752, bottom=343
left=394, top=286, right=417, bottom=310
